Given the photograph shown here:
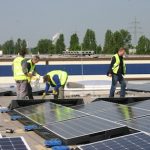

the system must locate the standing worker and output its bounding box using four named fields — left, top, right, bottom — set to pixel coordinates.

left=12, top=50, right=31, bottom=99
left=27, top=55, right=40, bottom=99
left=42, top=70, right=68, bottom=99
left=107, top=48, right=126, bottom=98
